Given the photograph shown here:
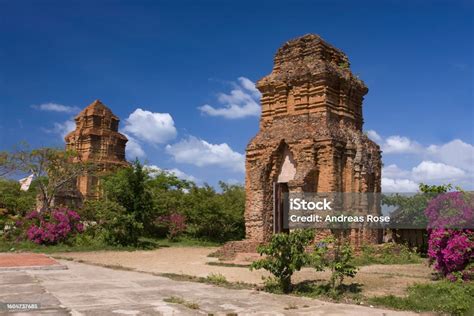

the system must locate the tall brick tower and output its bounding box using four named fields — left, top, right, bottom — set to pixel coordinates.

left=64, top=100, right=129, bottom=200
left=219, top=34, right=382, bottom=255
